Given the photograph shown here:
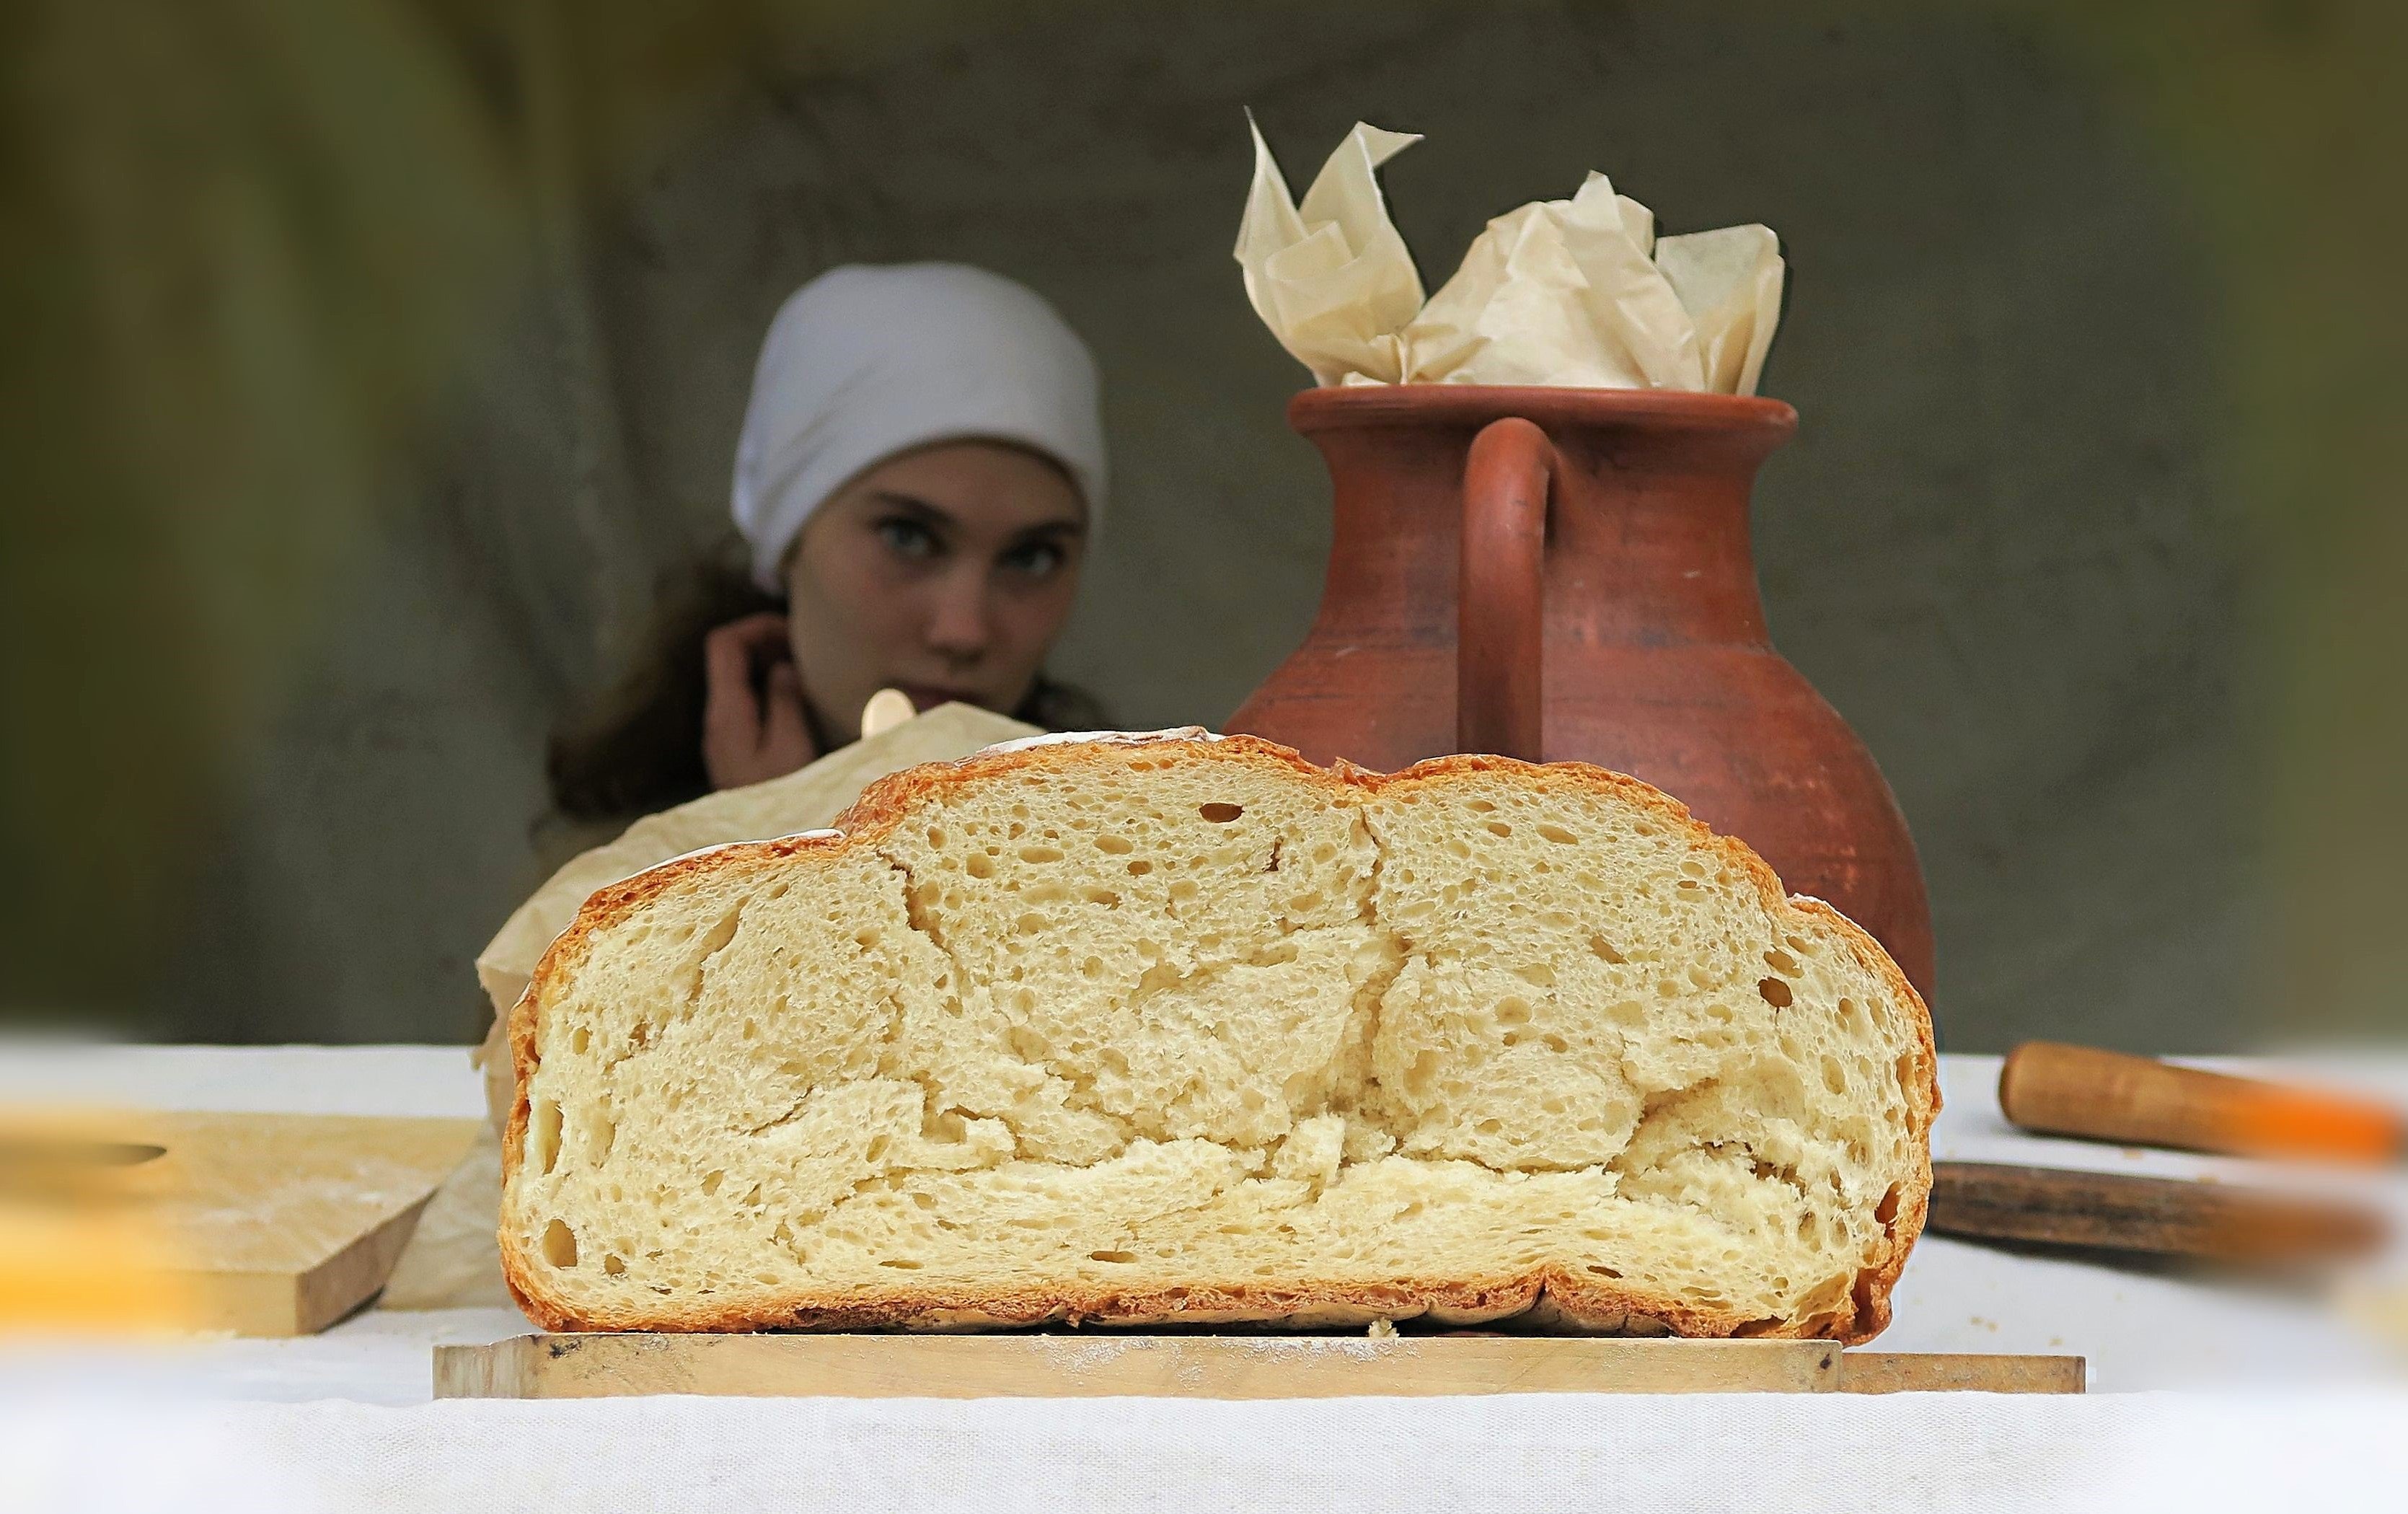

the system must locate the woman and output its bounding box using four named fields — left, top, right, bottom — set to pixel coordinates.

left=550, top=263, right=1109, bottom=822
